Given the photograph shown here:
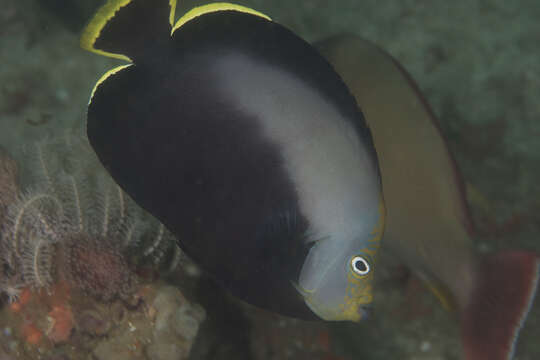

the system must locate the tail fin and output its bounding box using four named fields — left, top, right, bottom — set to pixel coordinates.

left=80, top=0, right=177, bottom=61
left=461, top=251, right=539, bottom=360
